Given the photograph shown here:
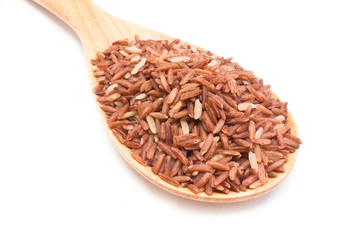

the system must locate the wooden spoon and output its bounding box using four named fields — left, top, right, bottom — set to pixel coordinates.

left=32, top=0, right=299, bottom=202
